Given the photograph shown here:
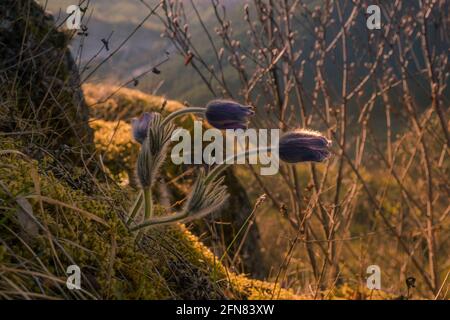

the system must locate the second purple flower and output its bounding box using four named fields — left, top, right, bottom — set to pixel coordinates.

left=131, top=112, right=155, bottom=144
left=205, top=99, right=255, bottom=130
